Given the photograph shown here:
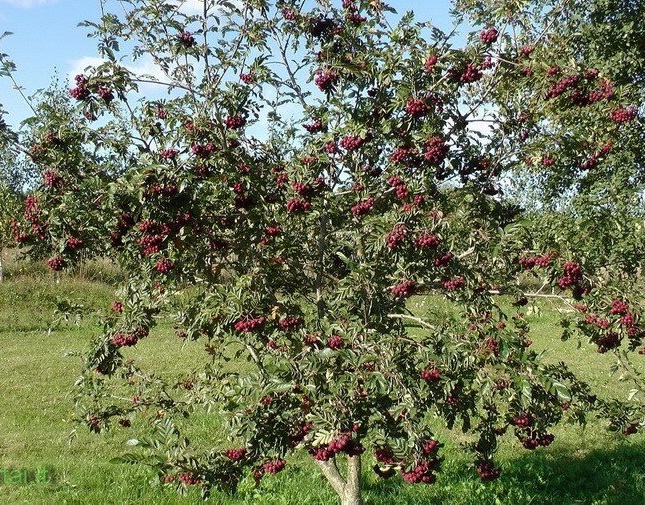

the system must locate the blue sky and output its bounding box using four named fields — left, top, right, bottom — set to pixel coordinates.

left=0, top=0, right=456, bottom=127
